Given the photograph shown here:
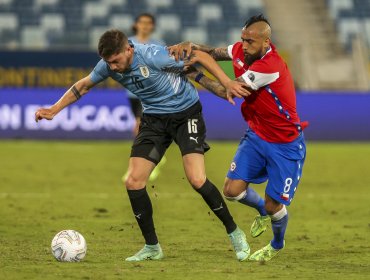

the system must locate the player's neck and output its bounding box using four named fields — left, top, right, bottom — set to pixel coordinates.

left=262, top=46, right=270, bottom=56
